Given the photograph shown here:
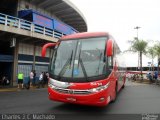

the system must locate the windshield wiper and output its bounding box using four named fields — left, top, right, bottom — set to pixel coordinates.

left=78, top=49, right=81, bottom=68
left=79, top=58, right=88, bottom=81
left=76, top=49, right=88, bottom=81
left=58, top=50, right=73, bottom=77
left=96, top=52, right=103, bottom=74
